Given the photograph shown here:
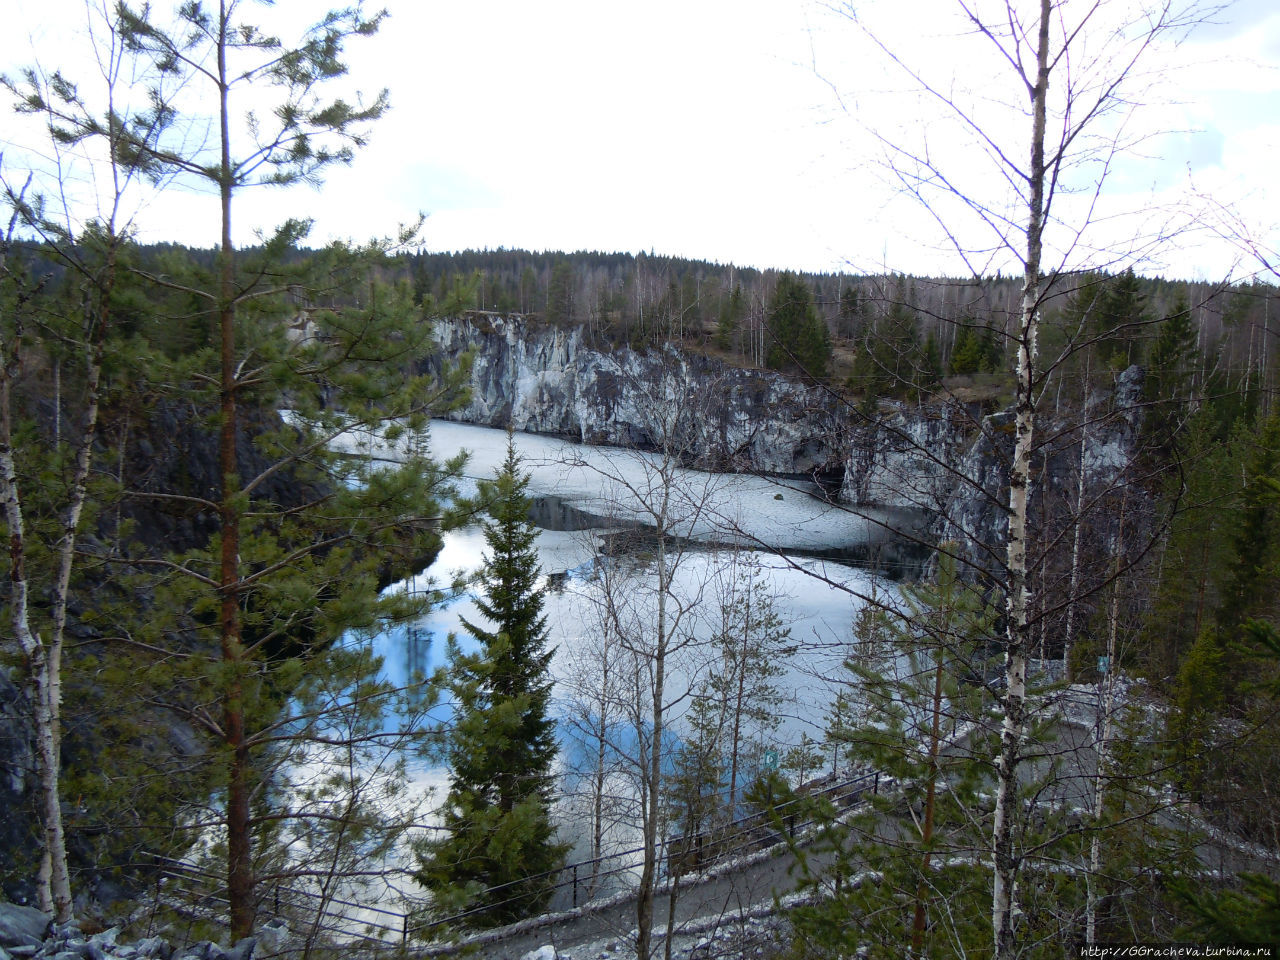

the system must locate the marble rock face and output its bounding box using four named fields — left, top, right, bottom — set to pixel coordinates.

left=427, top=317, right=1144, bottom=574
left=426, top=317, right=848, bottom=479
